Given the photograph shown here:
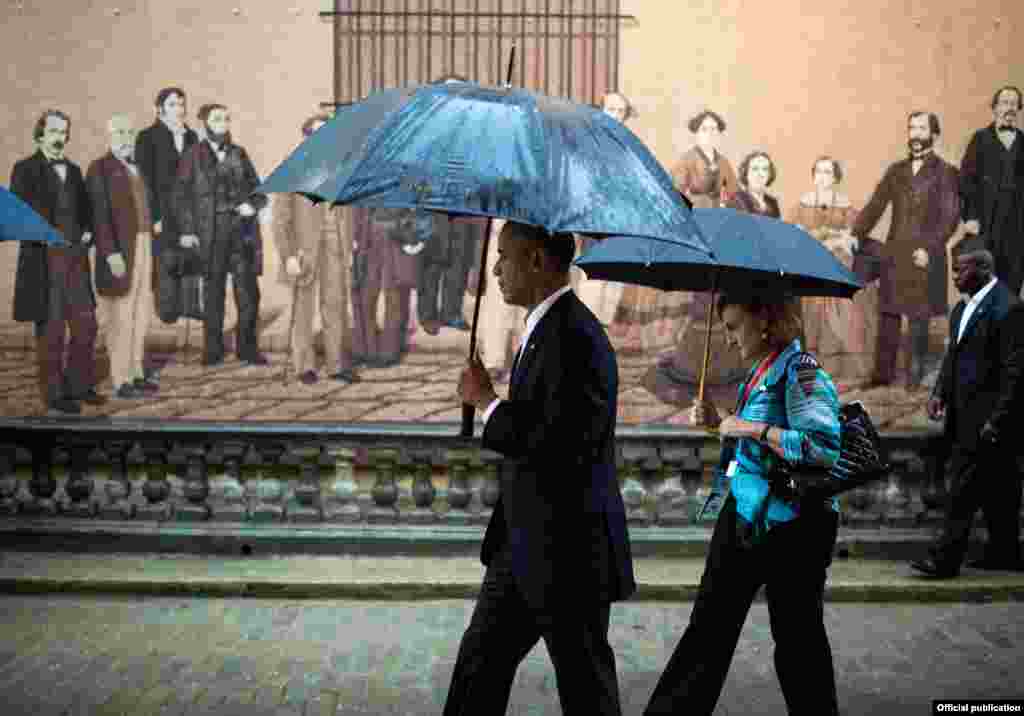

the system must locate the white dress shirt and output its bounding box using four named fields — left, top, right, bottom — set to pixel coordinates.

left=480, top=284, right=573, bottom=426
left=207, top=138, right=226, bottom=163
left=957, top=276, right=998, bottom=343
